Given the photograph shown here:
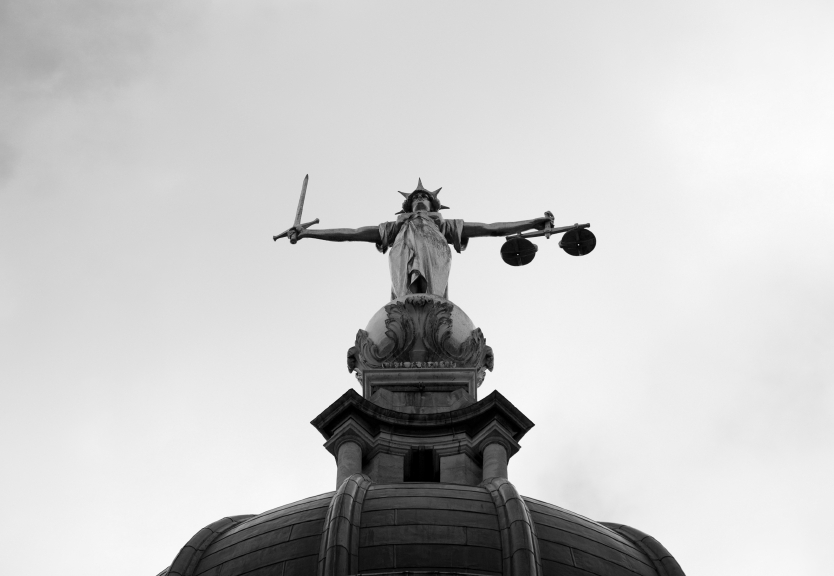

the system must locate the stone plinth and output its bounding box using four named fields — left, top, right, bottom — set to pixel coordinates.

left=367, top=375, right=477, bottom=414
